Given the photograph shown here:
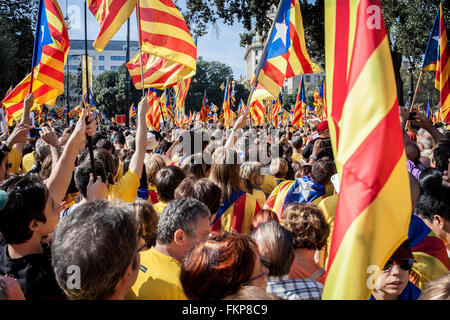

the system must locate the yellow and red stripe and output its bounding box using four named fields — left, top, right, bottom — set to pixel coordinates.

left=173, top=77, right=192, bottom=114
left=250, top=100, right=265, bottom=126
left=146, top=89, right=162, bottom=130
left=435, top=3, right=450, bottom=123
left=322, top=0, right=411, bottom=300
left=292, top=81, right=305, bottom=129
left=88, top=0, right=136, bottom=52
